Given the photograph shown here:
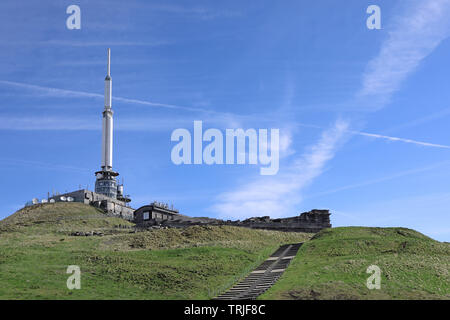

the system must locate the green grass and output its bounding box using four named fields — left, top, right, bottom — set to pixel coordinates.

left=0, top=202, right=311, bottom=299
left=261, top=227, right=450, bottom=300
left=2, top=203, right=448, bottom=300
